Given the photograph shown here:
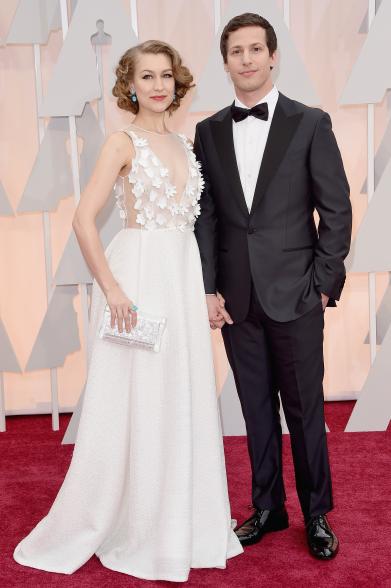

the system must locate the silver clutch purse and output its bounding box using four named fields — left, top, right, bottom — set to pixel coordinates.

left=99, top=304, right=167, bottom=352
